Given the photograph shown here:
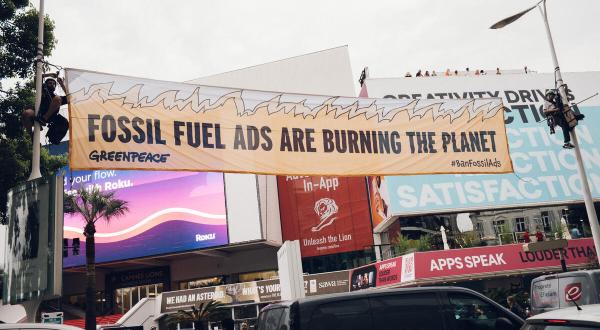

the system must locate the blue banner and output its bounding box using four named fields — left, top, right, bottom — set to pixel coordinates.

left=364, top=72, right=600, bottom=215
left=385, top=107, right=600, bottom=214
